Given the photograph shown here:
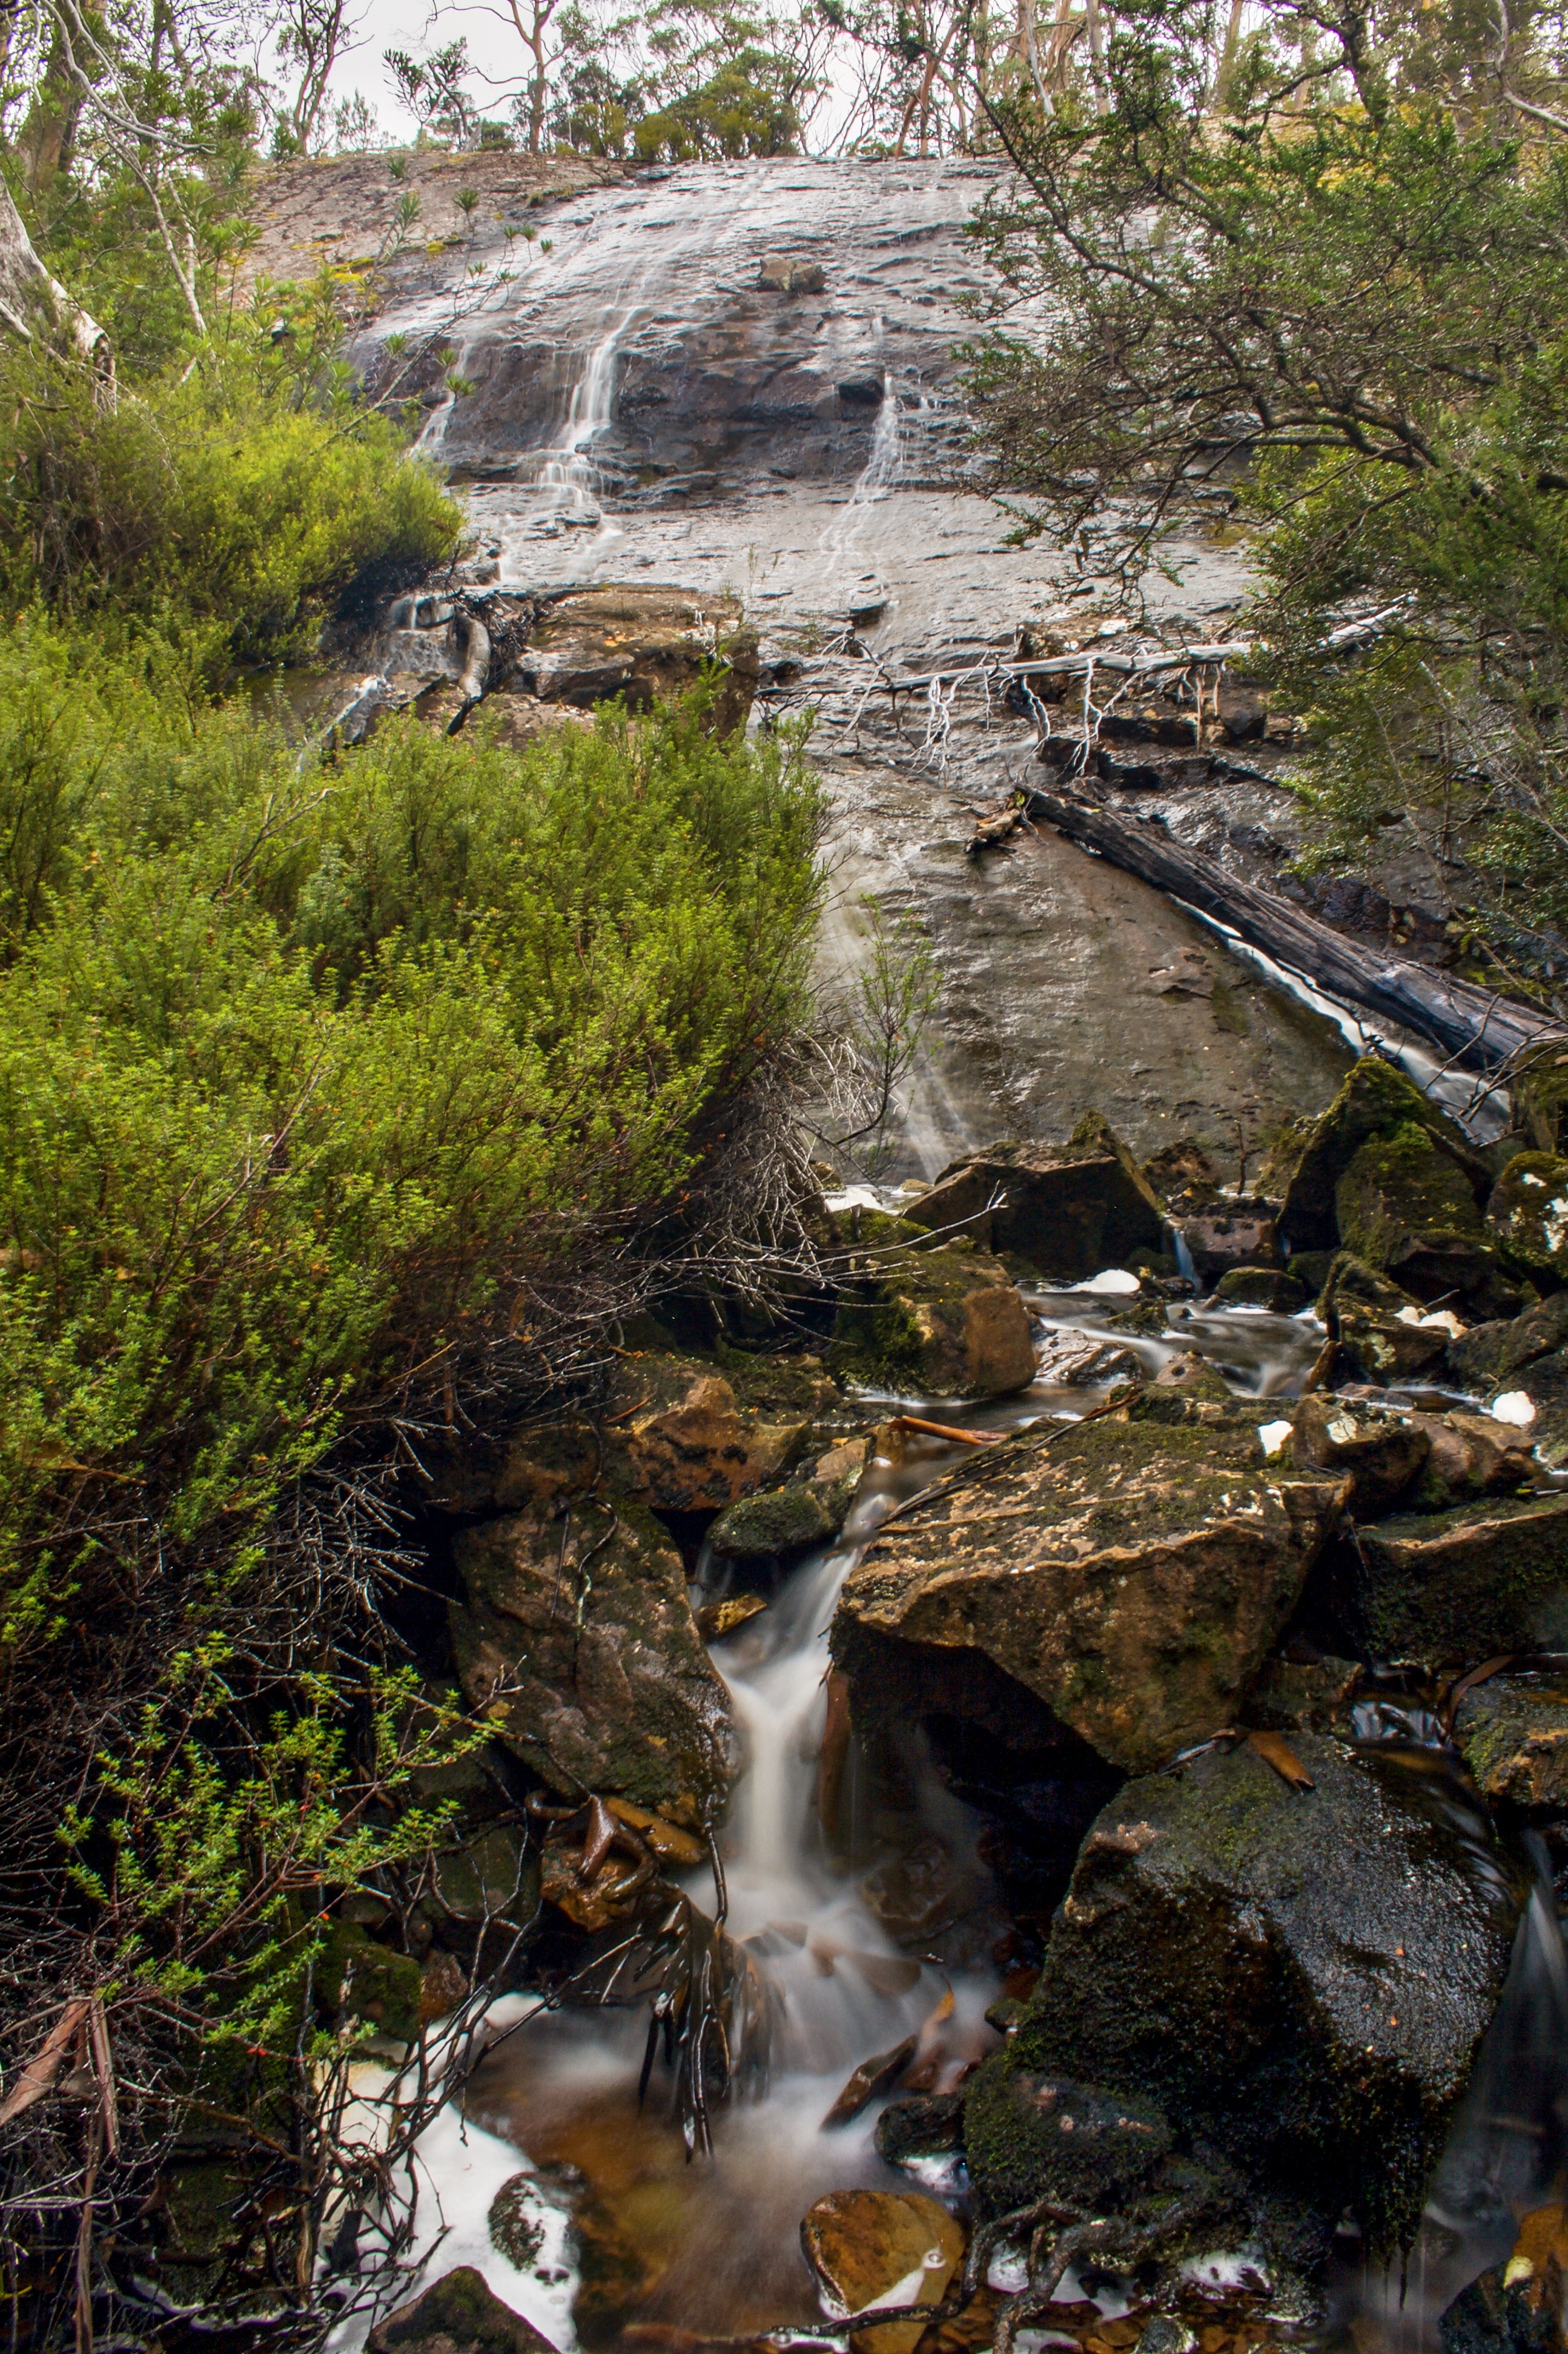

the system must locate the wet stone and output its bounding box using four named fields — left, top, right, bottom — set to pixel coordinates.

left=799, top=2187, right=964, bottom=2354
left=829, top=1216, right=1036, bottom=1399
left=707, top=1469, right=858, bottom=1558
left=904, top=1112, right=1165, bottom=1278
left=832, top=1407, right=1348, bottom=1774
left=972, top=1733, right=1522, bottom=2250
left=1454, top=1674, right=1568, bottom=1813
left=1441, top=2202, right=1568, bottom=2354
left=368, top=2267, right=560, bottom=2354
left=1289, top=1393, right=1431, bottom=1520
left=1449, top=1293, right=1568, bottom=1467
left=1272, top=1056, right=1494, bottom=1257
left=509, top=584, right=759, bottom=735
left=1487, top=1151, right=1568, bottom=1285
left=874, top=2092, right=967, bottom=2176
left=1355, top=1492, right=1568, bottom=1662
